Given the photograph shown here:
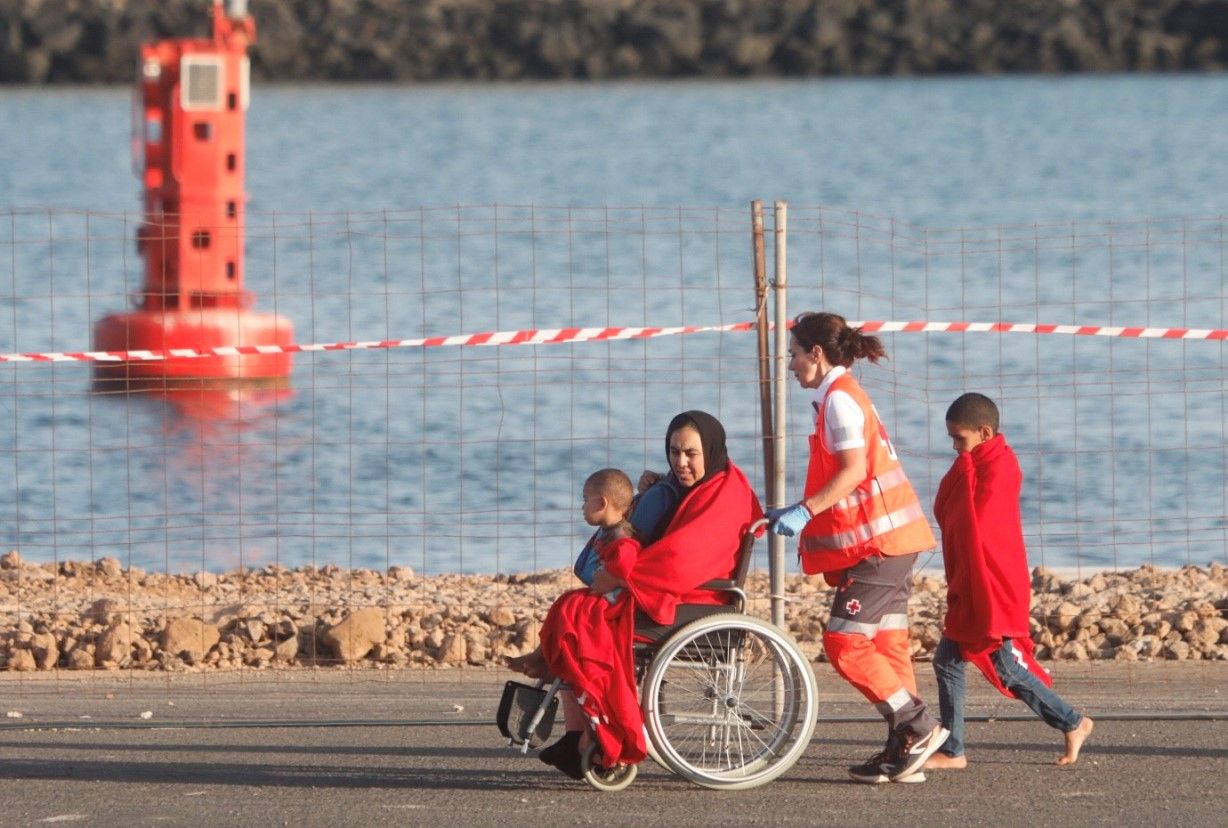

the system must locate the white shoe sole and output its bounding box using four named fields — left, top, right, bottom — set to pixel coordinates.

left=848, top=770, right=926, bottom=784
left=889, top=726, right=950, bottom=782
